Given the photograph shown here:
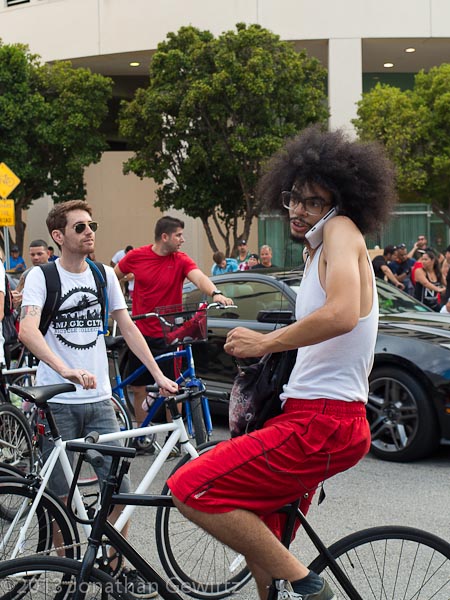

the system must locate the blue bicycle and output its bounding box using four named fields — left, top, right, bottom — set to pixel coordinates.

left=107, top=302, right=231, bottom=450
